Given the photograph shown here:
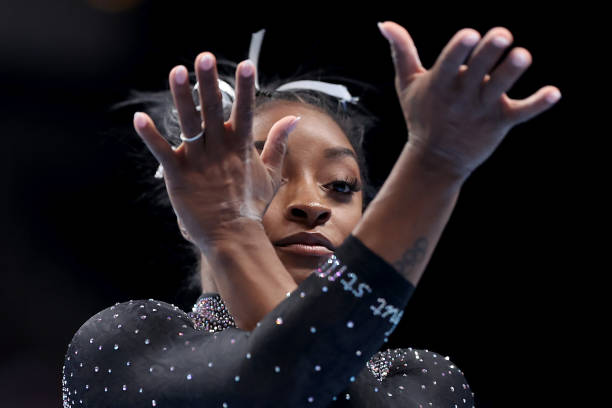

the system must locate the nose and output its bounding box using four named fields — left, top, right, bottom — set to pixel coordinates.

left=286, top=201, right=332, bottom=226
left=283, top=179, right=332, bottom=226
